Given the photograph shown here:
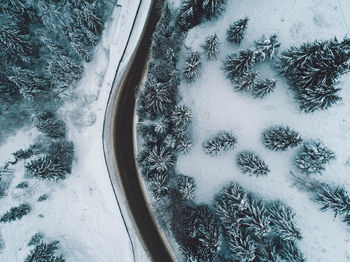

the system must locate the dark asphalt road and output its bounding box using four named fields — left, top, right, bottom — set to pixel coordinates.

left=107, top=0, right=176, bottom=261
